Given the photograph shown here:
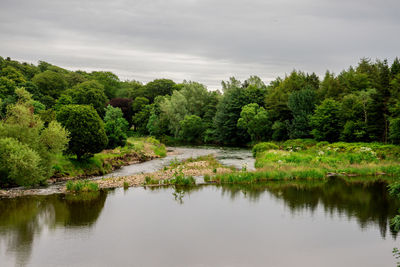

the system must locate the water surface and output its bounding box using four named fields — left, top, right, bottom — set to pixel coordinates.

left=100, top=146, right=255, bottom=178
left=0, top=177, right=399, bottom=266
